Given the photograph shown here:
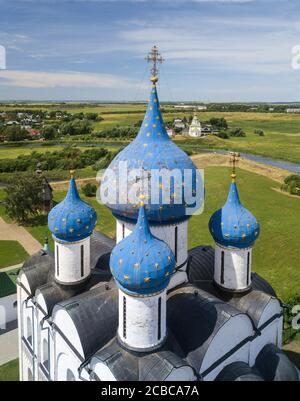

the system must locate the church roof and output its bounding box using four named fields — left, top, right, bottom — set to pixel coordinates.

left=208, top=180, right=260, bottom=248
left=48, top=176, right=97, bottom=242
left=110, top=206, right=175, bottom=296
left=102, top=82, right=201, bottom=225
